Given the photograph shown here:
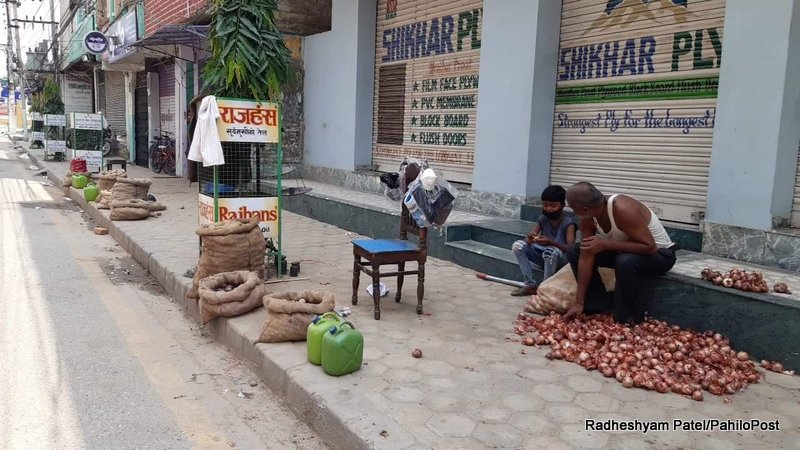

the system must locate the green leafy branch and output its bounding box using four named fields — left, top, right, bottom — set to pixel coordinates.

left=203, top=0, right=293, bottom=101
